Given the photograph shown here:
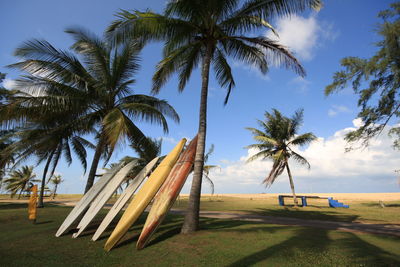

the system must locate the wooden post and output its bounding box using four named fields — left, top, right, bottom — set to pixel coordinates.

left=28, top=185, right=38, bottom=223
